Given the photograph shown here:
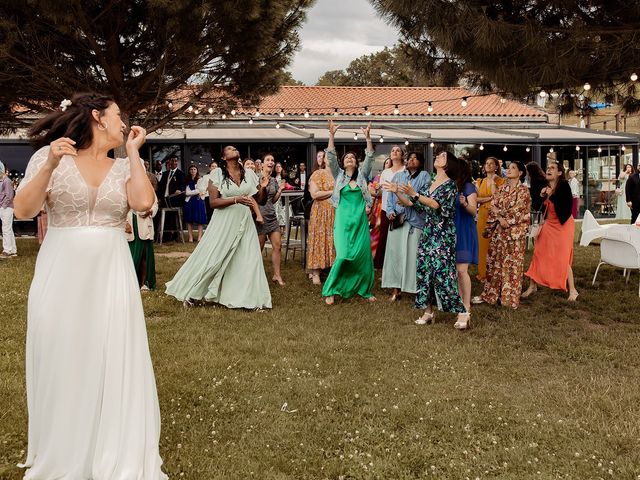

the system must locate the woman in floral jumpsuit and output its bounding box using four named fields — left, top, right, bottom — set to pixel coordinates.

left=399, top=151, right=469, bottom=330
